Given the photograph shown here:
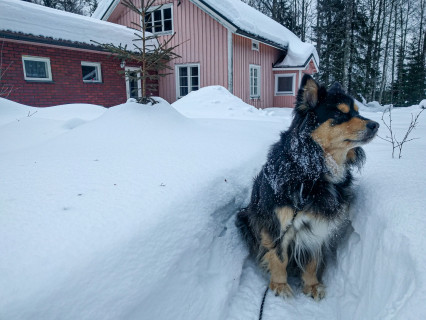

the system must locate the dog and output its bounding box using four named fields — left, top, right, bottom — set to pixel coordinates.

left=236, top=74, right=379, bottom=301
